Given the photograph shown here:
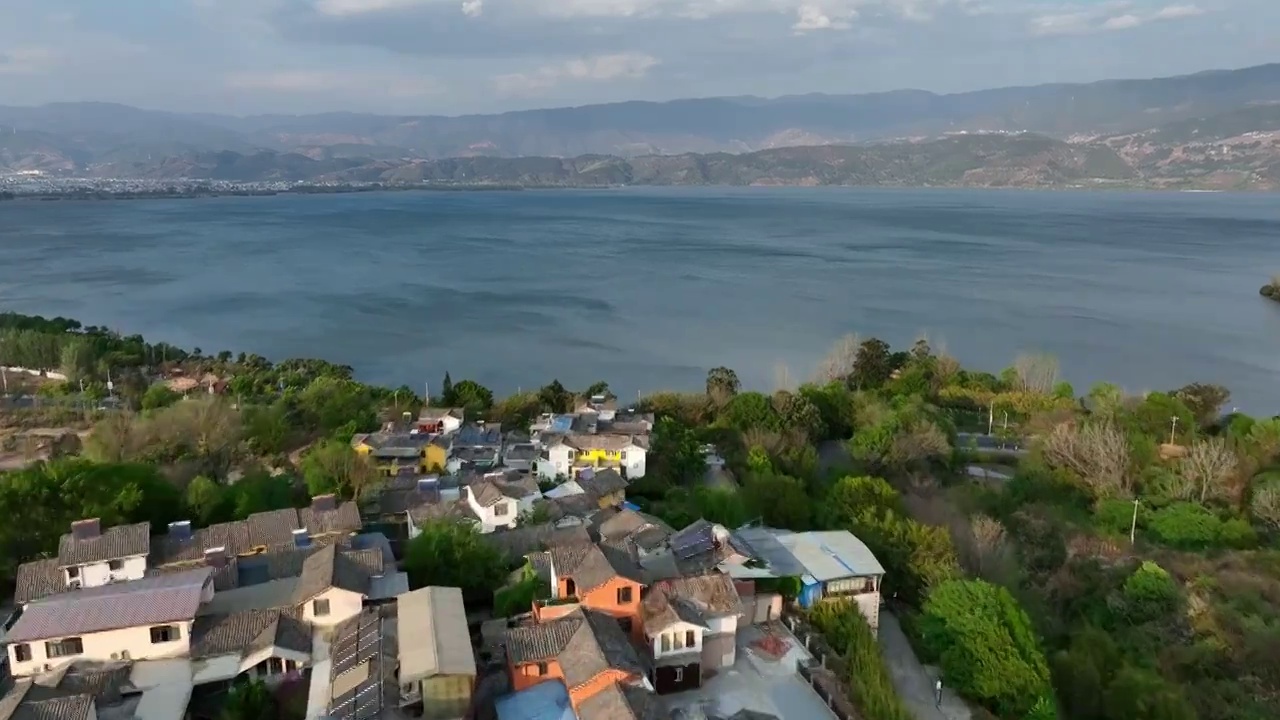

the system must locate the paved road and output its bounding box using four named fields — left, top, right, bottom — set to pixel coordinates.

left=878, top=612, right=972, bottom=720
left=955, top=432, right=1029, bottom=456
